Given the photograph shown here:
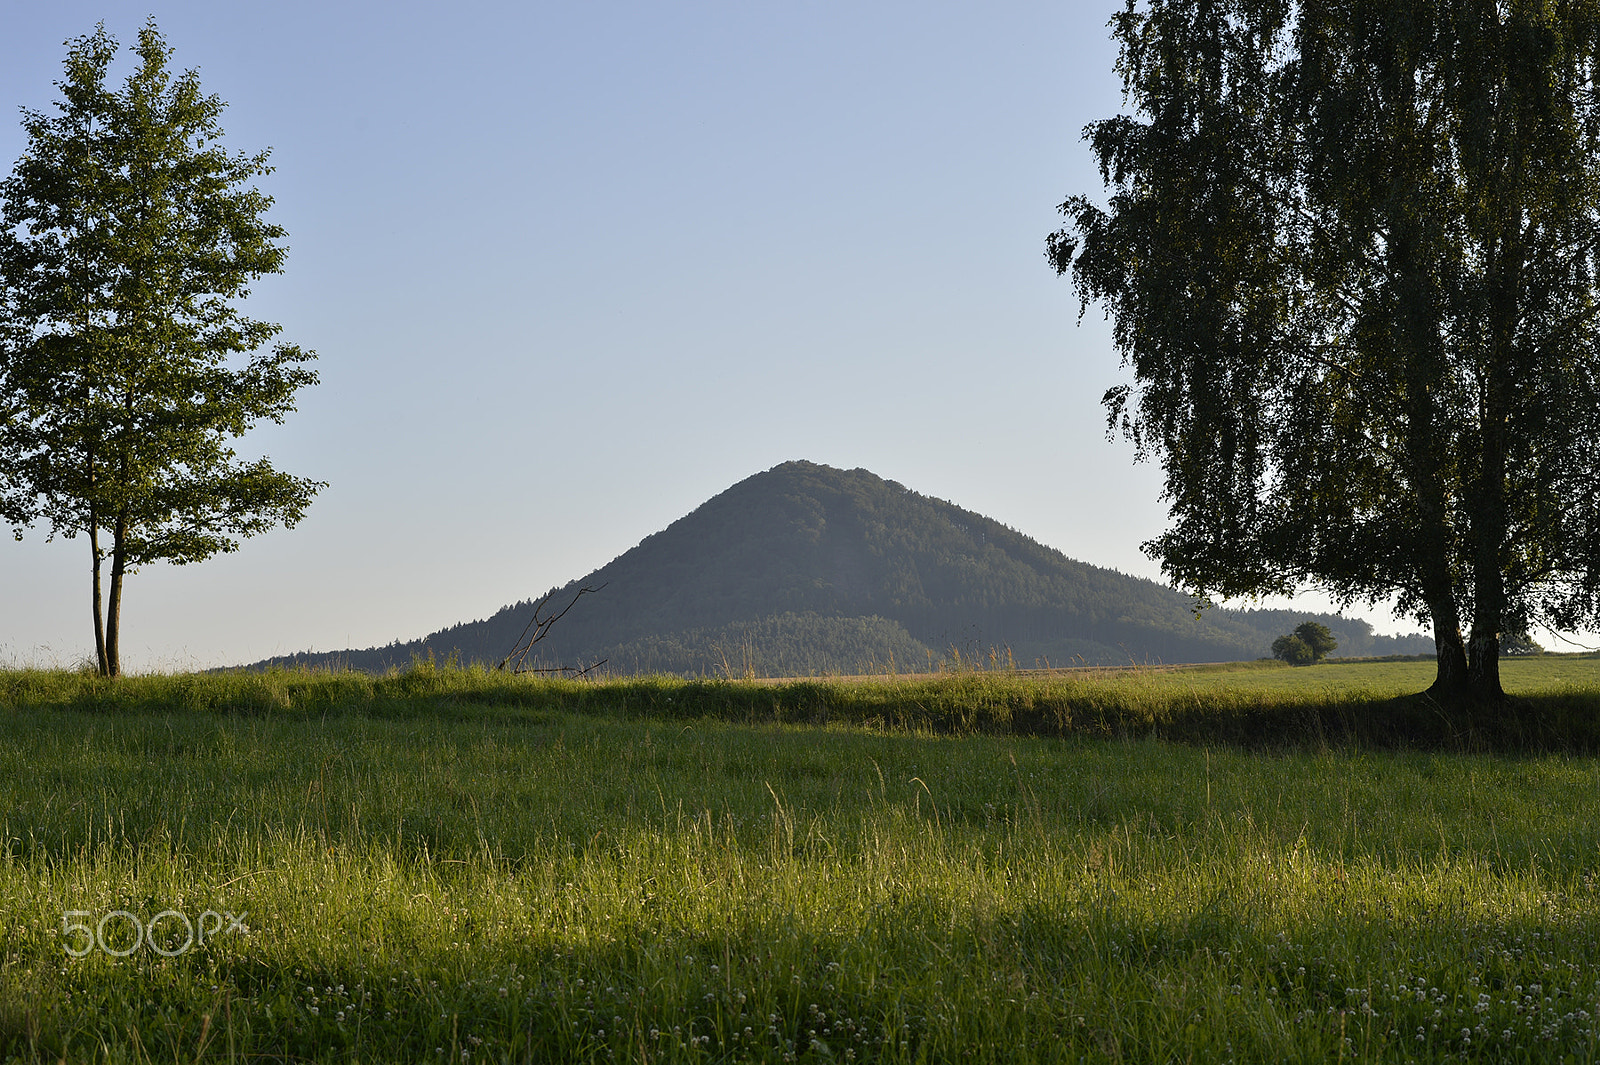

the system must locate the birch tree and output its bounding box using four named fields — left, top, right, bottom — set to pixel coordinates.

left=1052, top=0, right=1600, bottom=702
